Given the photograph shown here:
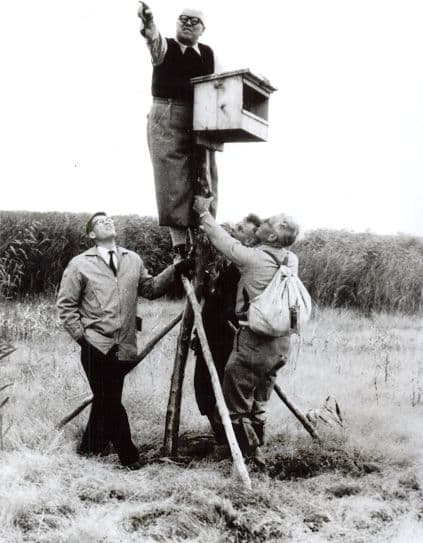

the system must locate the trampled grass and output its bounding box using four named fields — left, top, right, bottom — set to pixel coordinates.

left=0, top=298, right=422, bottom=542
